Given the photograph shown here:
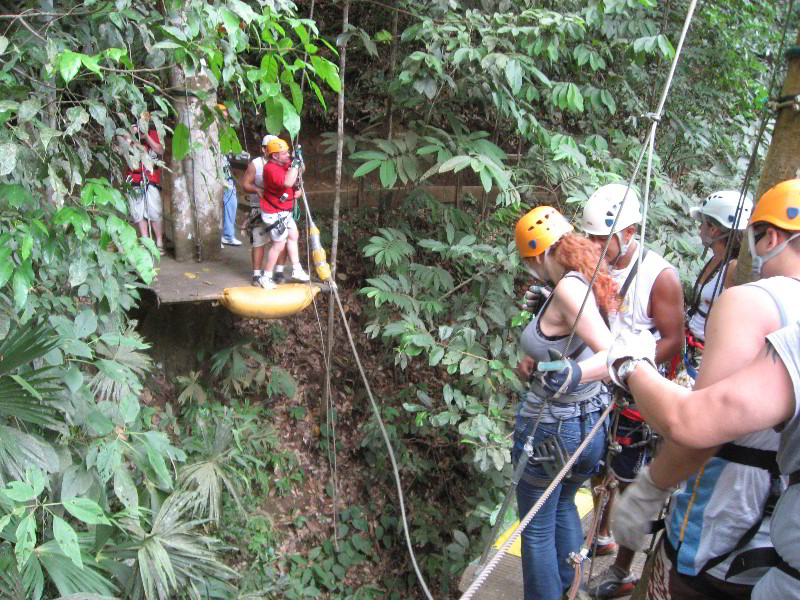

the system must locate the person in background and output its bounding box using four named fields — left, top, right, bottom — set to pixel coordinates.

left=217, top=104, right=242, bottom=248
left=676, top=190, right=753, bottom=383
left=241, top=134, right=287, bottom=286
left=257, top=138, right=309, bottom=289
left=513, top=206, right=617, bottom=600
left=120, top=114, right=165, bottom=254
